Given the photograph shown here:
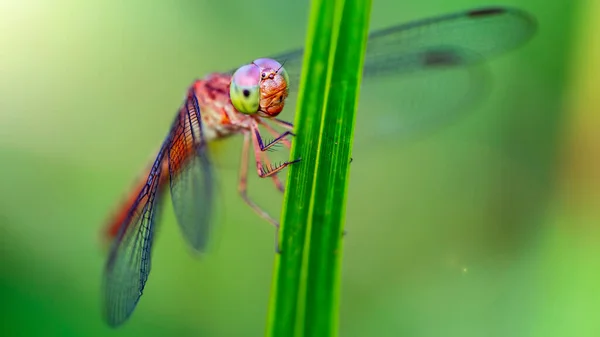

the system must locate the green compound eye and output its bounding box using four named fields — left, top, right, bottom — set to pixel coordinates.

left=230, top=63, right=261, bottom=114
